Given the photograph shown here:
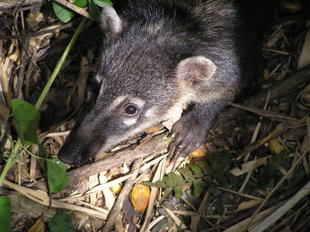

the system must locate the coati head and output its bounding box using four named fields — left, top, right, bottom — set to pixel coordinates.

left=58, top=5, right=217, bottom=164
